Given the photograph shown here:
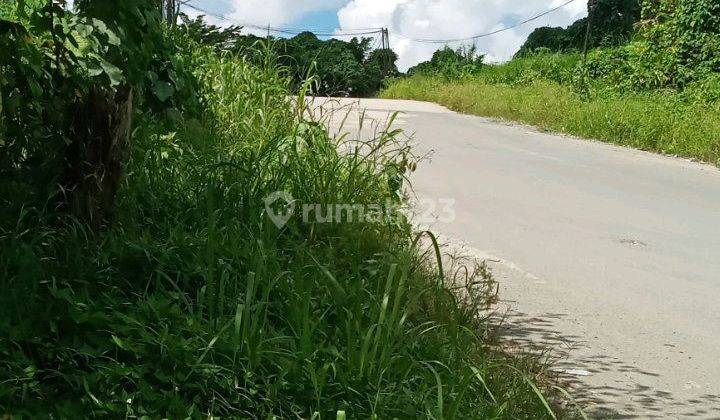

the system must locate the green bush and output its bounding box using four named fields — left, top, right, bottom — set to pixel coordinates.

left=0, top=2, right=200, bottom=225
left=515, top=0, right=720, bottom=93
left=0, top=44, right=556, bottom=418
left=180, top=17, right=399, bottom=97
left=2, top=5, right=558, bottom=420
left=407, top=45, right=485, bottom=80
left=516, top=0, right=642, bottom=56
left=639, top=0, right=720, bottom=86
left=382, top=74, right=720, bottom=162
left=584, top=0, right=720, bottom=91
left=479, top=52, right=581, bottom=86
left=683, top=72, right=720, bottom=103
left=583, top=42, right=673, bottom=90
